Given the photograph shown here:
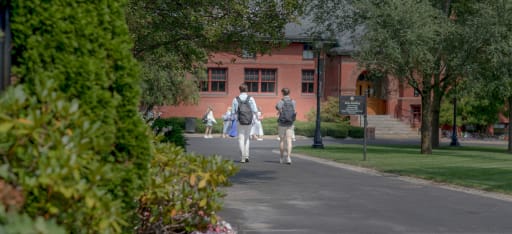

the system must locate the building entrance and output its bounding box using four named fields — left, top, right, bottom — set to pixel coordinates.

left=356, top=72, right=386, bottom=115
